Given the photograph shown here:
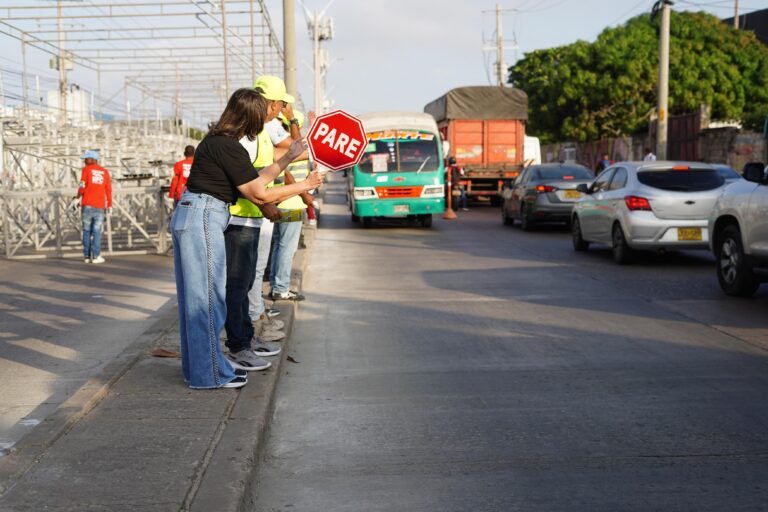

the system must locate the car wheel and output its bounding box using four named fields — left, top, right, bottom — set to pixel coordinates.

left=572, top=216, right=589, bottom=252
left=612, top=222, right=633, bottom=264
left=520, top=204, right=534, bottom=231
left=716, top=225, right=760, bottom=296
left=502, top=204, right=514, bottom=226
